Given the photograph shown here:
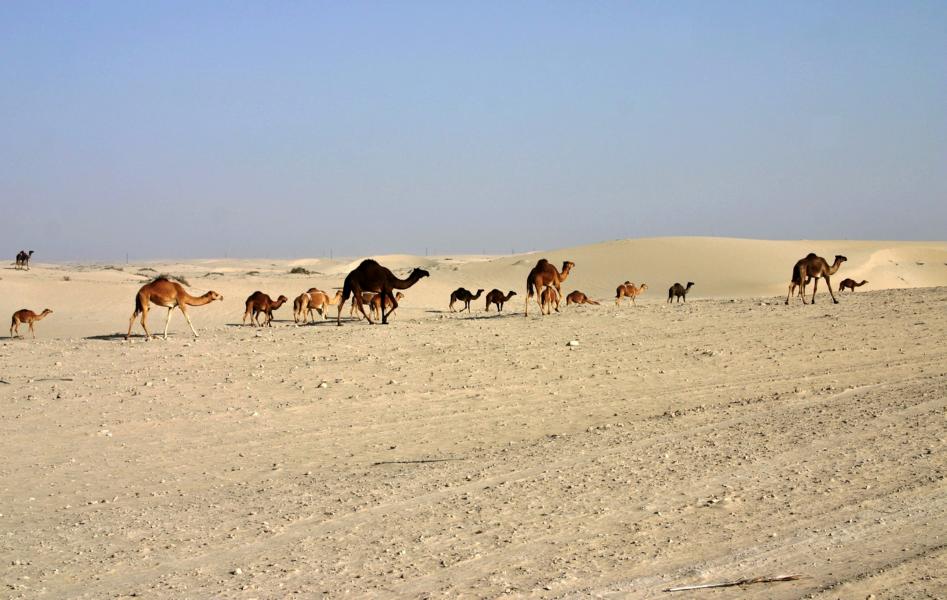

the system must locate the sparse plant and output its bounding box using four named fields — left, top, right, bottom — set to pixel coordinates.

left=154, top=273, right=191, bottom=287
left=290, top=266, right=311, bottom=275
